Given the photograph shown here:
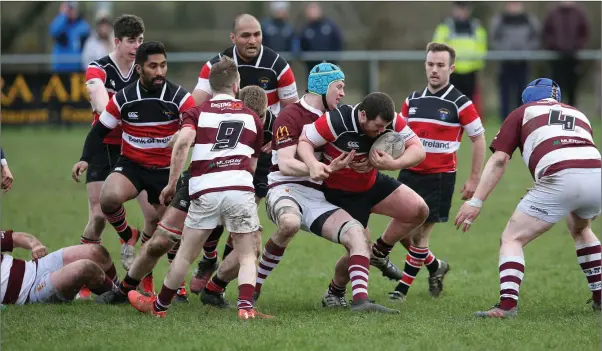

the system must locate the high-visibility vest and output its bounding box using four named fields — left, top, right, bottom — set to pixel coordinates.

left=433, top=18, right=488, bottom=74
